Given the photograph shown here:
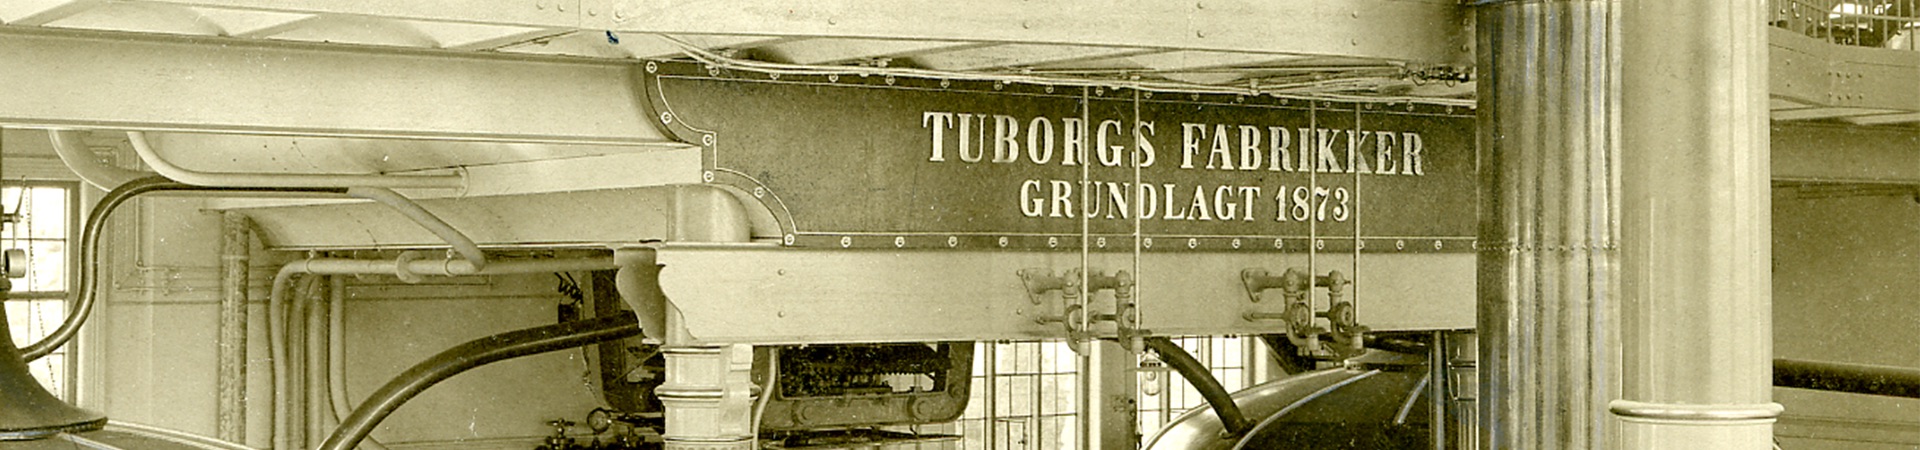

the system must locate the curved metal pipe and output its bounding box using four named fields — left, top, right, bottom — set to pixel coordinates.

left=345, top=187, right=486, bottom=270
left=47, top=130, right=151, bottom=190
left=318, top=313, right=641, bottom=450
left=21, top=175, right=347, bottom=360
left=326, top=276, right=391, bottom=450
left=1144, top=337, right=1253, bottom=438
left=127, top=131, right=464, bottom=189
